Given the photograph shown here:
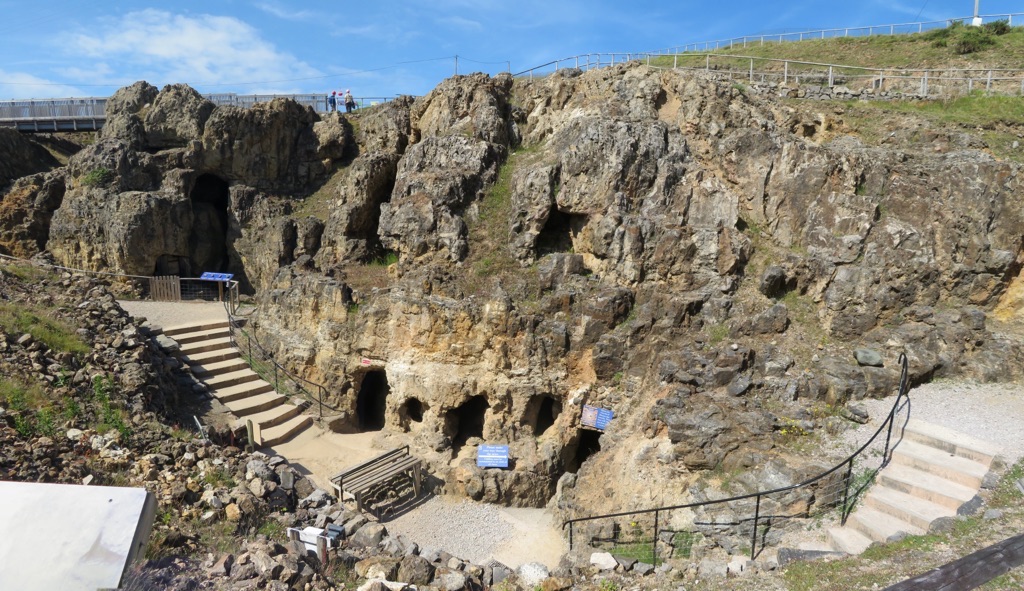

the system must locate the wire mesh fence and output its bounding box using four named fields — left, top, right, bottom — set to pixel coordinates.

left=566, top=354, right=910, bottom=565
